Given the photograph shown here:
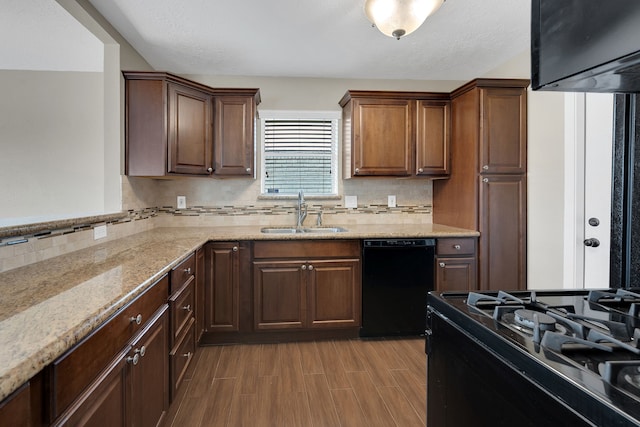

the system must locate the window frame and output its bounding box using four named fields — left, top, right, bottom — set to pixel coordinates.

left=259, top=110, right=340, bottom=198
